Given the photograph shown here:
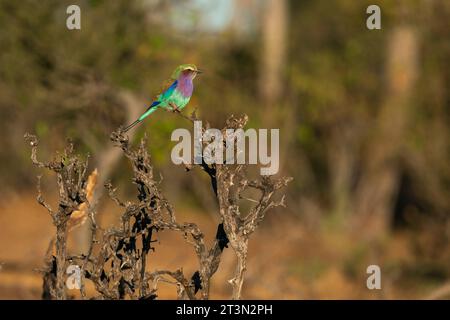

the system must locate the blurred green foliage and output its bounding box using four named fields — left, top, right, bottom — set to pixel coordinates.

left=0, top=0, right=448, bottom=230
